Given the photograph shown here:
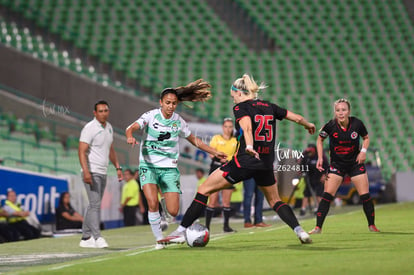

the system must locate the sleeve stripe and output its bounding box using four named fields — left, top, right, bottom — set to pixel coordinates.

left=236, top=115, right=250, bottom=122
